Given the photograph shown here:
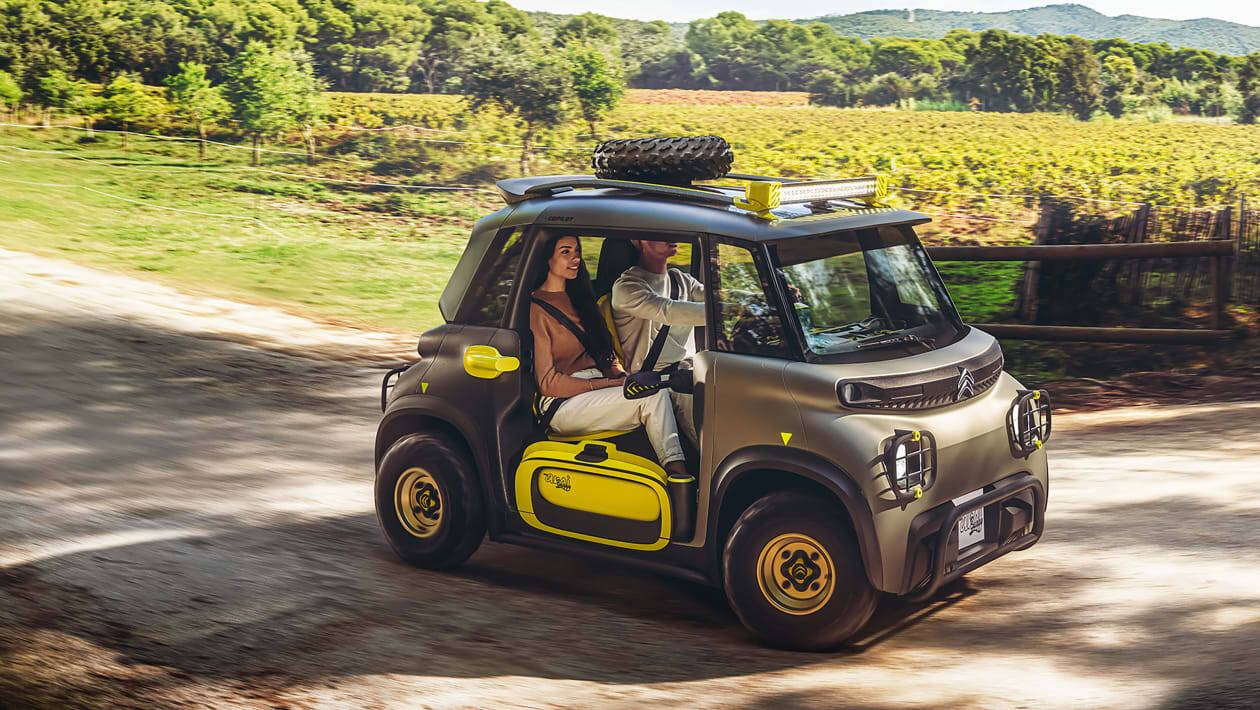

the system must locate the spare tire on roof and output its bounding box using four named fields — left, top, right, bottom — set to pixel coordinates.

left=592, top=136, right=733, bottom=185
